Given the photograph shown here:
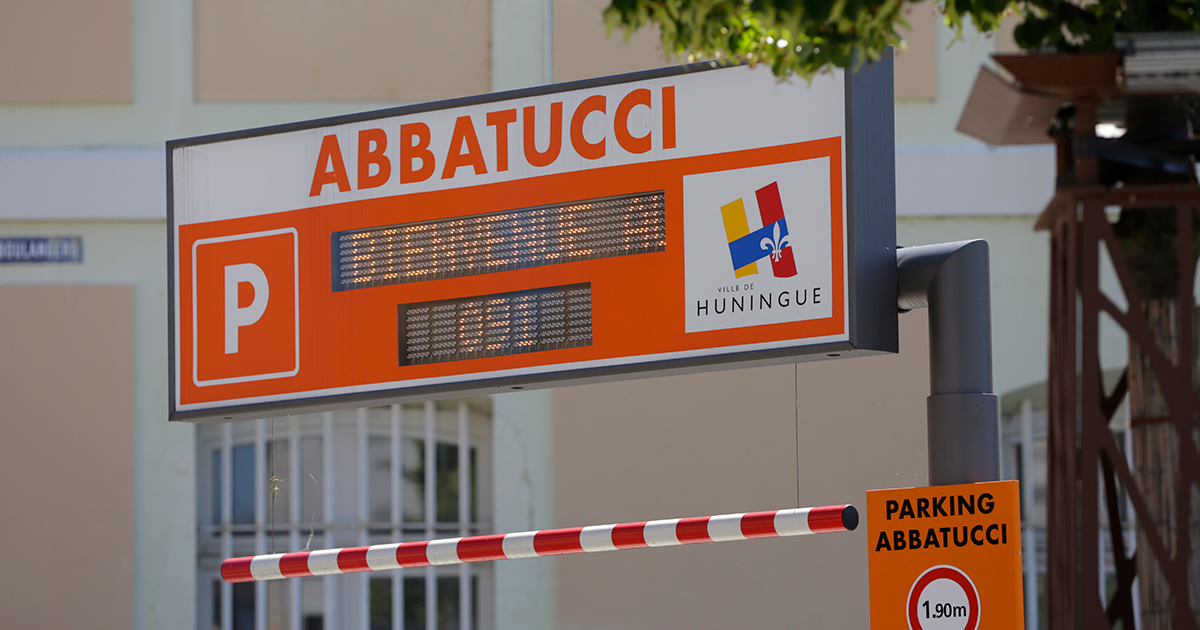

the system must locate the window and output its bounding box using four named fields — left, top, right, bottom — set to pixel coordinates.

left=198, top=400, right=494, bottom=630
